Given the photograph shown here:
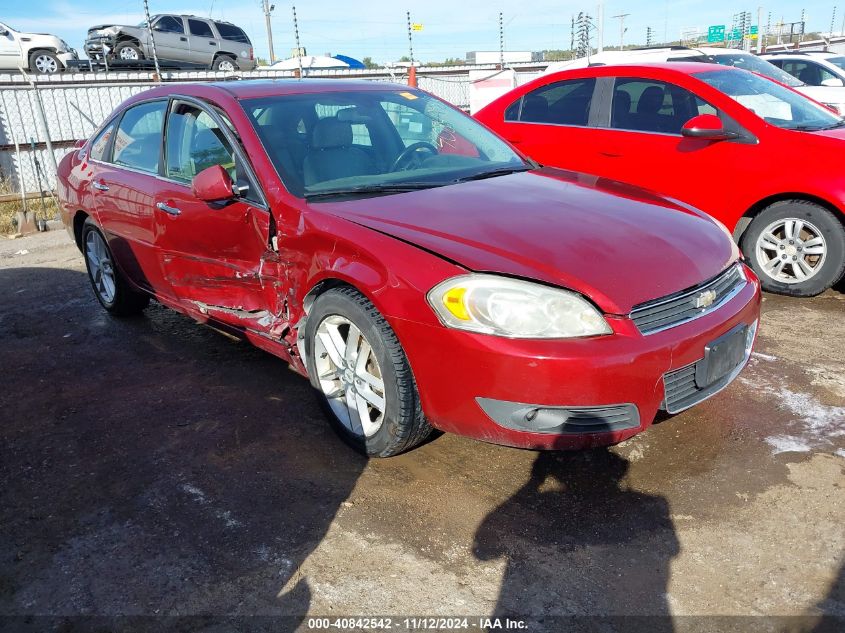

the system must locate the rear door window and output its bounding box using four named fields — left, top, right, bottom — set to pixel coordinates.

left=505, top=78, right=596, bottom=126
left=188, top=19, right=214, bottom=38
left=112, top=100, right=167, bottom=173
